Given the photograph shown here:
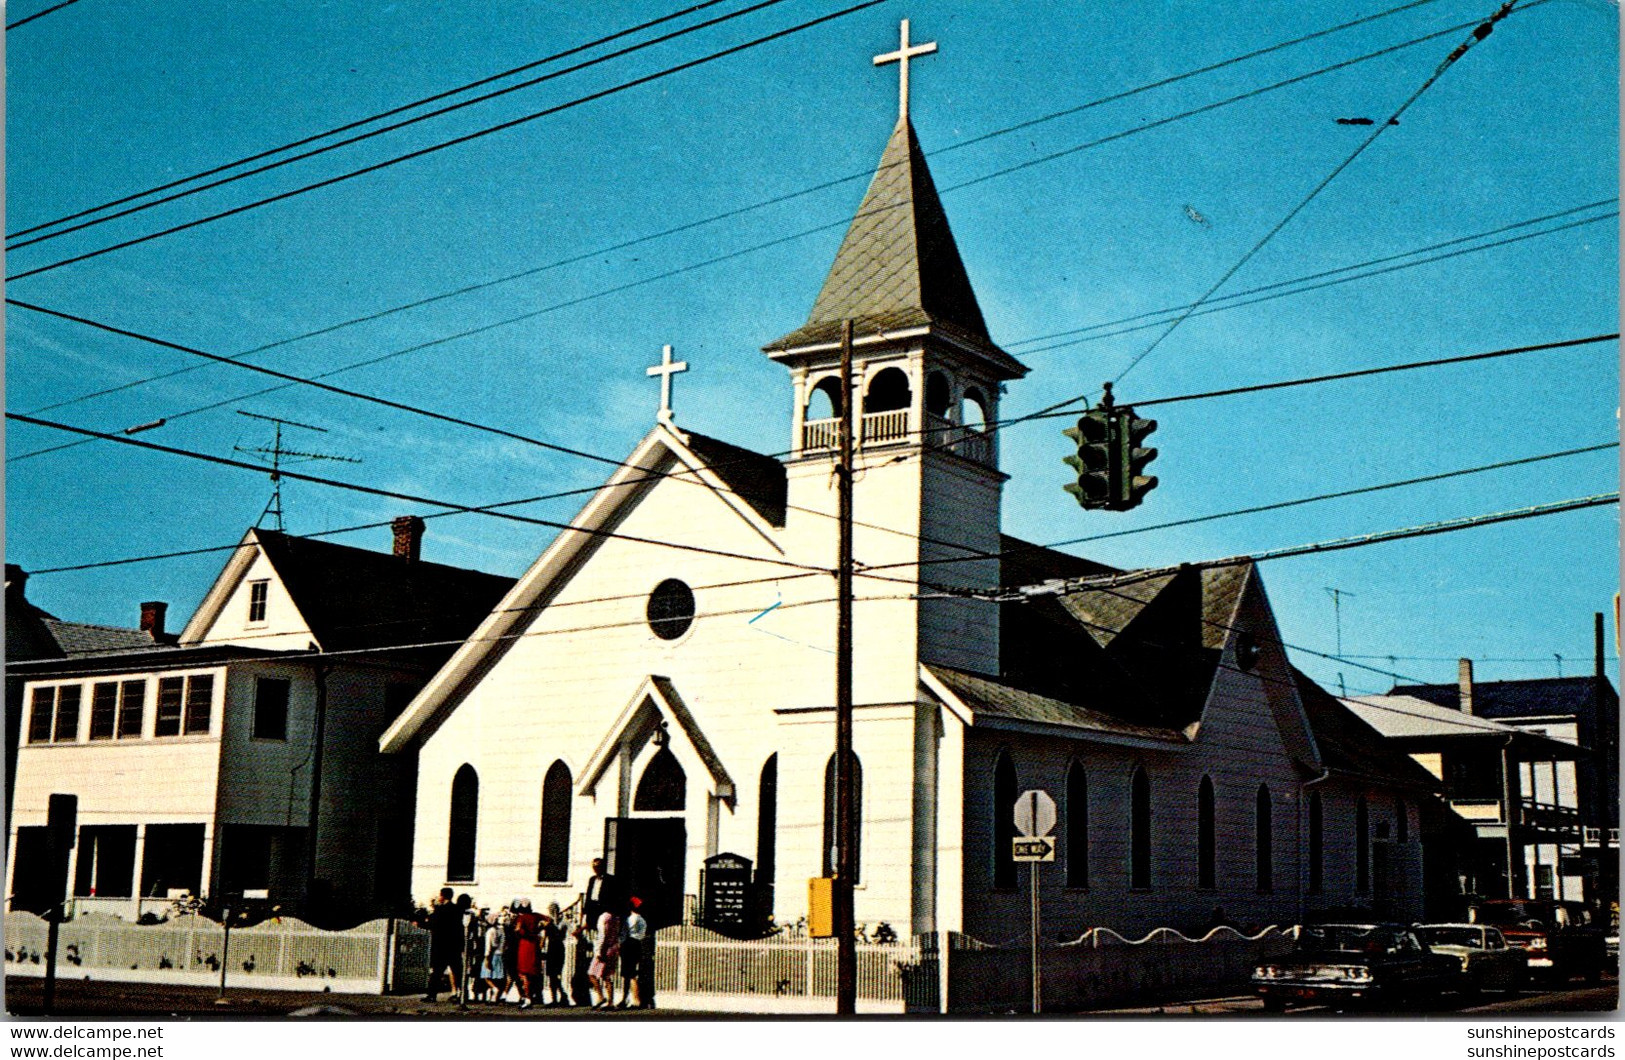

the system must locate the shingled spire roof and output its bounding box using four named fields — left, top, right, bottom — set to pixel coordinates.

left=765, top=117, right=1016, bottom=369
